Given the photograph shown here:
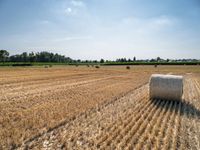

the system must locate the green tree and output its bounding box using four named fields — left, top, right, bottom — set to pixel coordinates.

left=100, top=59, right=104, bottom=63
left=157, top=57, right=161, bottom=62
left=0, top=50, right=9, bottom=62
left=133, top=56, right=136, bottom=62
left=29, top=52, right=36, bottom=62
left=22, top=52, right=29, bottom=62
